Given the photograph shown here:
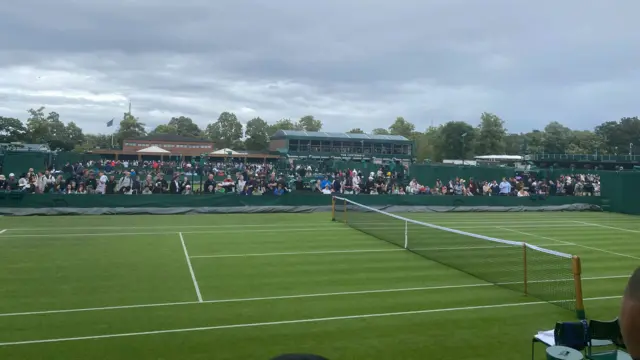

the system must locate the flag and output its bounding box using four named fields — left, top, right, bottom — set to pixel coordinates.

left=106, top=118, right=114, bottom=127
